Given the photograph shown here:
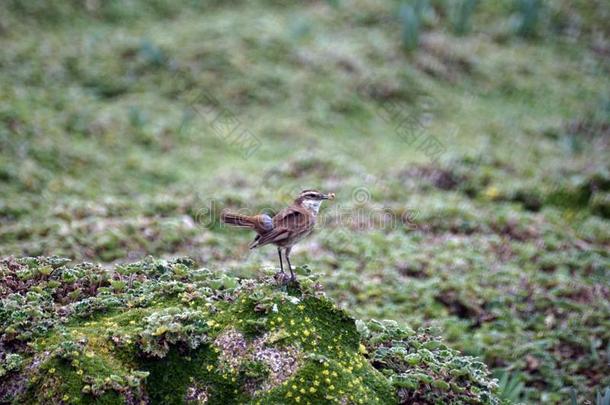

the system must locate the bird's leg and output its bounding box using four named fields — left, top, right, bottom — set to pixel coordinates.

left=285, top=247, right=295, bottom=281
left=277, top=247, right=285, bottom=274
